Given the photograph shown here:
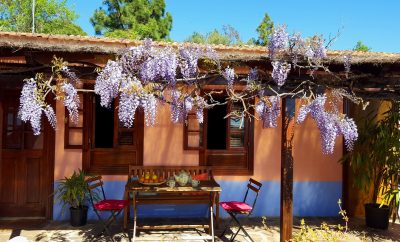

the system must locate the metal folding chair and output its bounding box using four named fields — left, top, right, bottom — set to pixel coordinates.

left=219, top=178, right=262, bottom=242
left=86, top=176, right=129, bottom=242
